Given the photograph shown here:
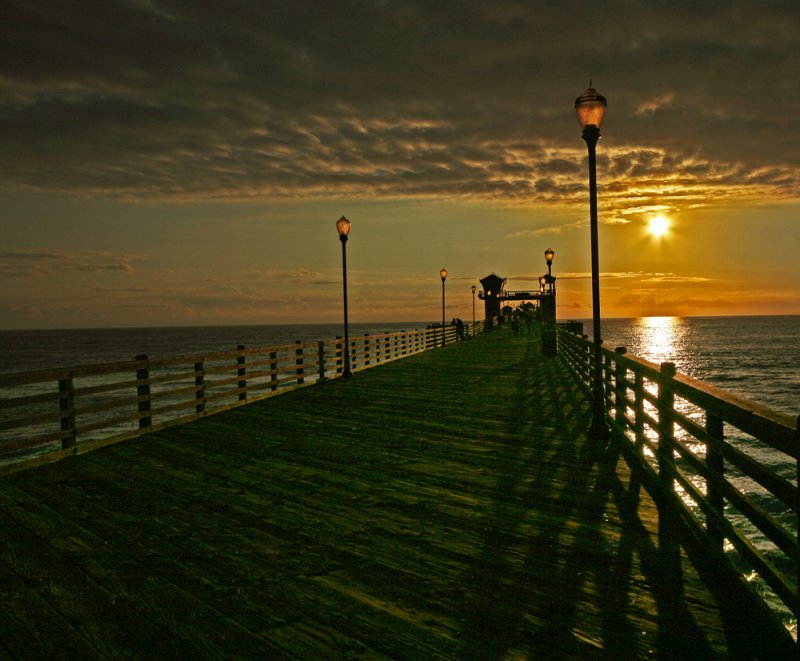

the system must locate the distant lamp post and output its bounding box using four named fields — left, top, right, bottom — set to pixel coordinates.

left=542, top=248, right=557, bottom=324
left=471, top=284, right=476, bottom=336
left=545, top=248, right=555, bottom=277
left=576, top=83, right=608, bottom=439
left=336, top=216, right=352, bottom=378
left=440, top=268, right=447, bottom=347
